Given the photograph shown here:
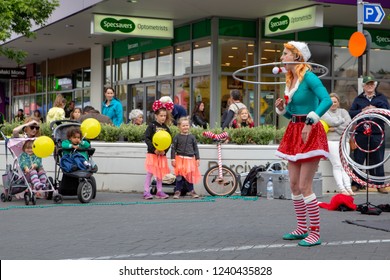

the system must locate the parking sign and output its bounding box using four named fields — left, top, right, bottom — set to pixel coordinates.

left=363, top=3, right=385, bottom=24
